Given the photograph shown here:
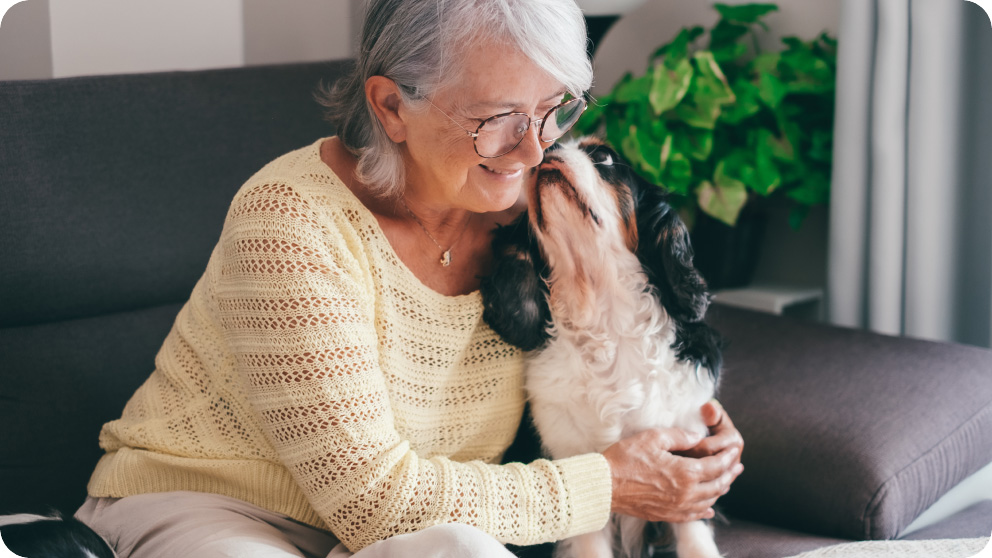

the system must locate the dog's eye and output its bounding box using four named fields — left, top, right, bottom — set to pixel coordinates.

left=591, top=150, right=613, bottom=166
left=588, top=208, right=601, bottom=225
